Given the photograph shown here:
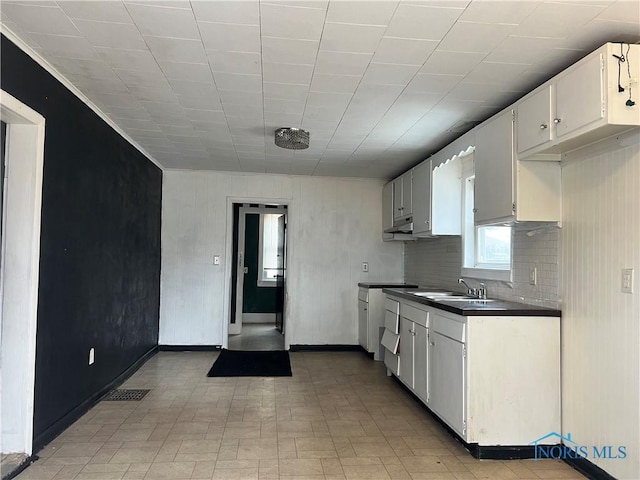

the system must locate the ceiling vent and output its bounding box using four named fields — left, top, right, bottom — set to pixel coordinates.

left=275, top=128, right=309, bottom=150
